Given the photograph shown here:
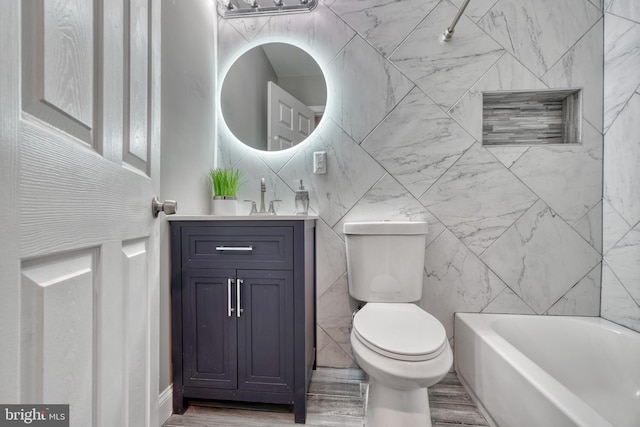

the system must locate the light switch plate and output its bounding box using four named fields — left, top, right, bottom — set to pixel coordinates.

left=313, top=151, right=327, bottom=174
